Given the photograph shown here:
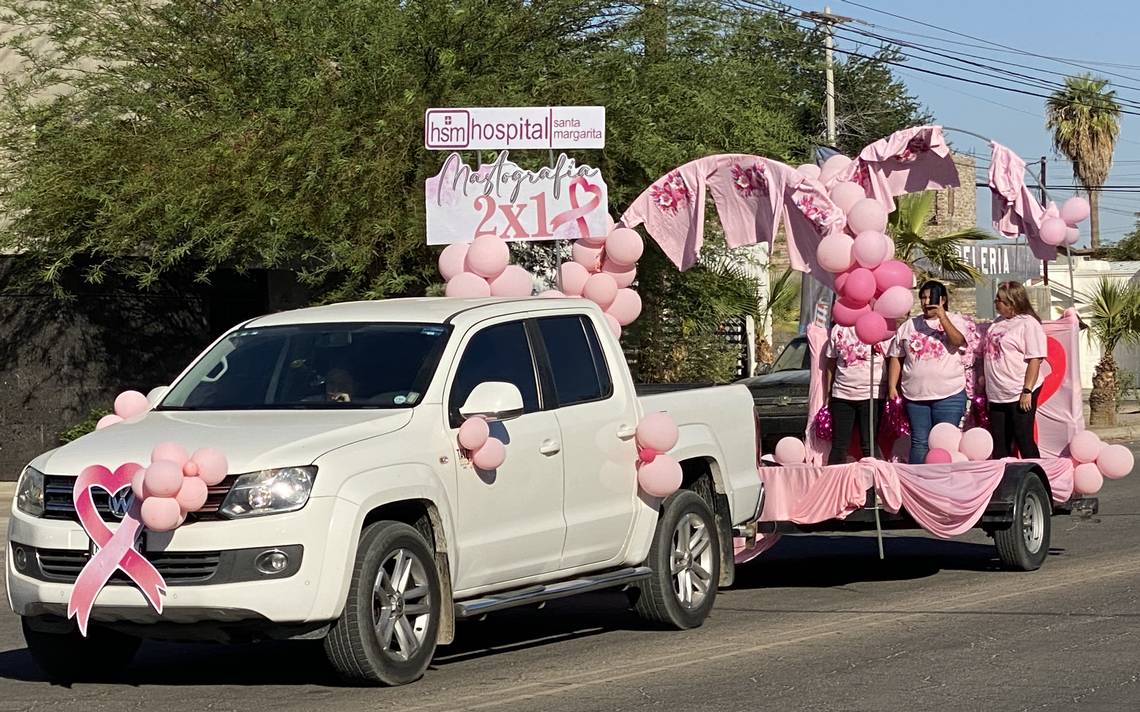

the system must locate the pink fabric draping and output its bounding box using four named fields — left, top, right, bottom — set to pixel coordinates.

left=988, top=141, right=1059, bottom=261
left=835, top=125, right=960, bottom=212
left=804, top=324, right=831, bottom=465
left=1038, top=308, right=1084, bottom=457
left=751, top=457, right=1075, bottom=540
left=733, top=532, right=783, bottom=565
